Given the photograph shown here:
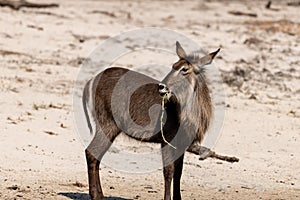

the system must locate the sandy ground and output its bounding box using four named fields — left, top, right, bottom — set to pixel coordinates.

left=1, top=0, right=300, bottom=199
